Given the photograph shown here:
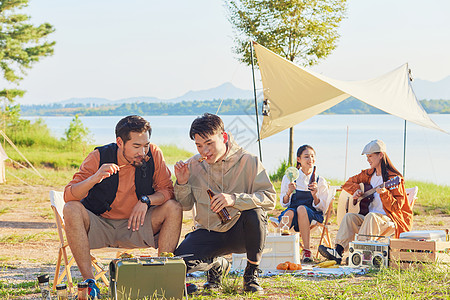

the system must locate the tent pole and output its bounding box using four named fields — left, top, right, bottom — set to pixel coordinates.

left=344, top=126, right=349, bottom=181
left=250, top=41, right=263, bottom=161
left=403, top=120, right=407, bottom=177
